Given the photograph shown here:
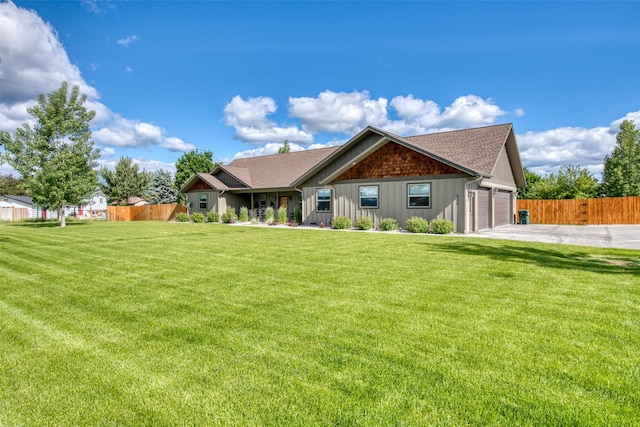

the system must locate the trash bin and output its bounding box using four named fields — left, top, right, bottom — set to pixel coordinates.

left=518, top=209, right=530, bottom=225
